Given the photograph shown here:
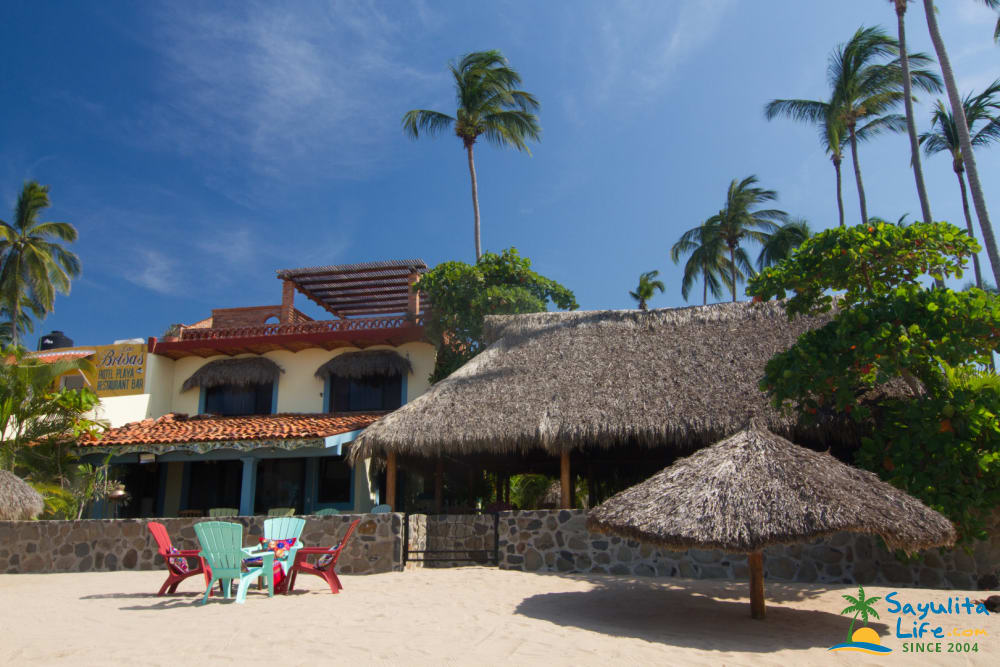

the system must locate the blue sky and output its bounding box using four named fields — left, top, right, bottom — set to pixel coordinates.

left=2, top=1, right=999, bottom=347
